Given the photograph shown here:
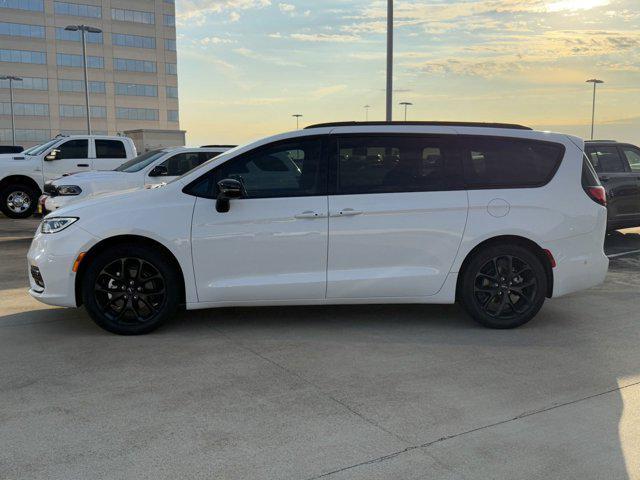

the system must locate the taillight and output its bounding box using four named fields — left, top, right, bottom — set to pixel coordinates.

left=586, top=186, right=607, bottom=206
